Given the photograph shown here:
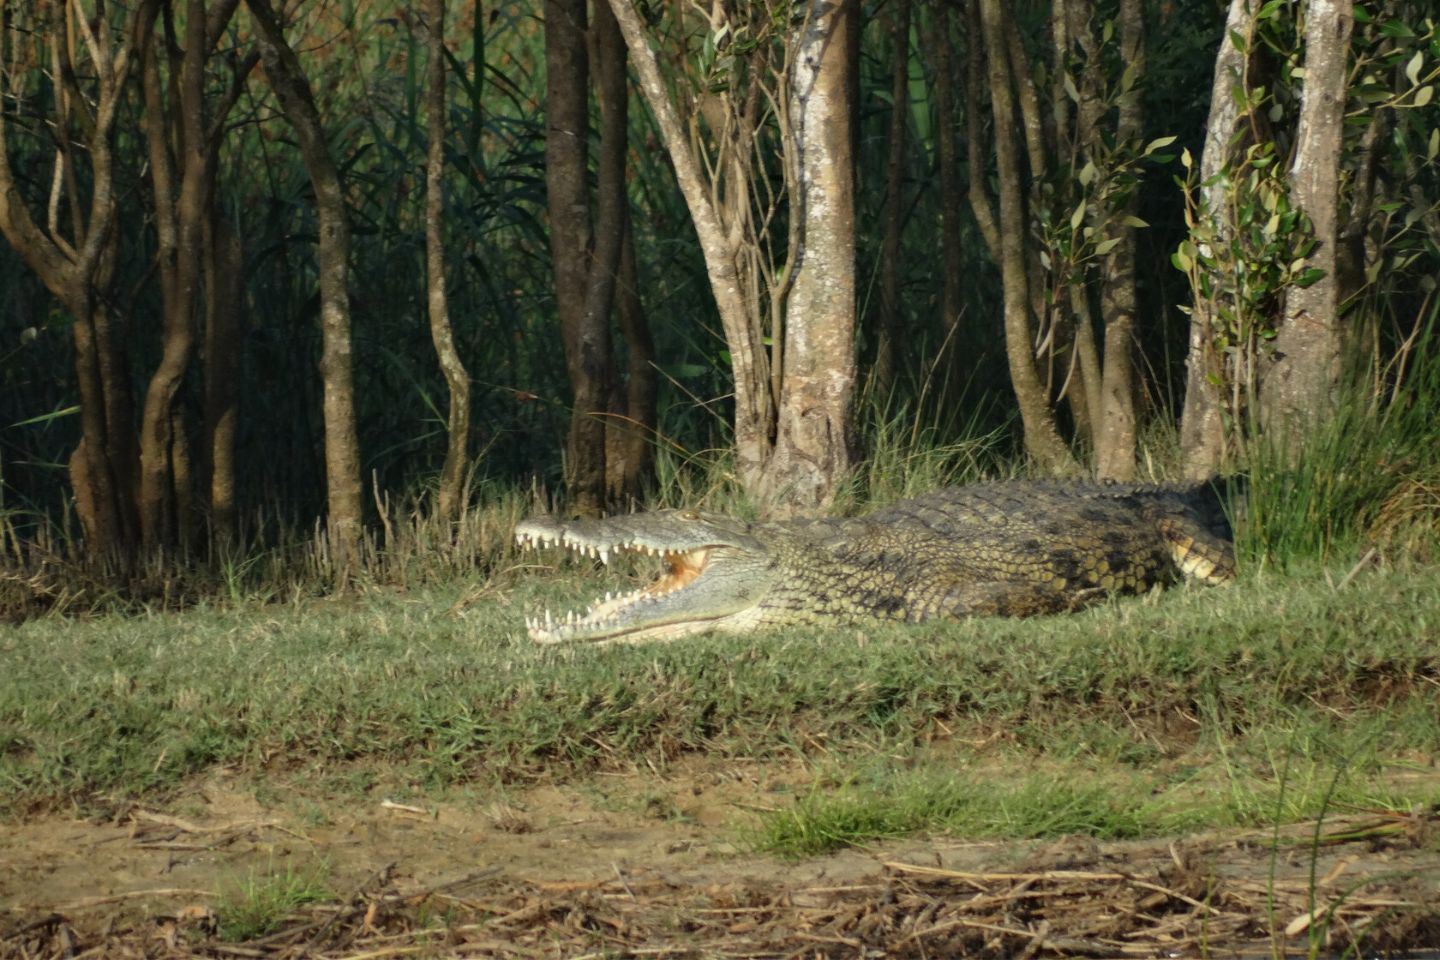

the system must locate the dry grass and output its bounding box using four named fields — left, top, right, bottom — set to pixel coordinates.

left=6, top=810, right=1438, bottom=958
